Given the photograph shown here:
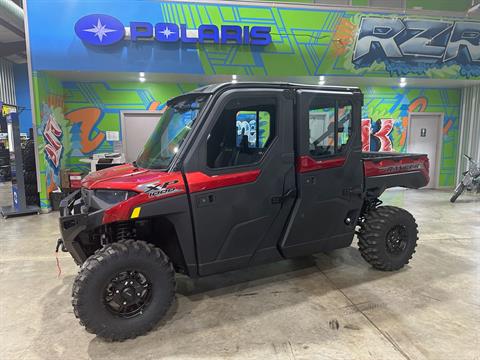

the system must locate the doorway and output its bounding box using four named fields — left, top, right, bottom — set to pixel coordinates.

left=121, top=111, right=162, bottom=163
left=407, top=113, right=443, bottom=188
